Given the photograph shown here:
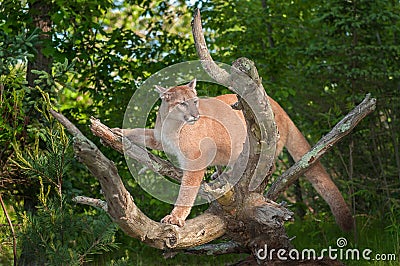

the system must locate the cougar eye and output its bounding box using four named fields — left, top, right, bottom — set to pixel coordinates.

left=180, top=101, right=188, bottom=106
